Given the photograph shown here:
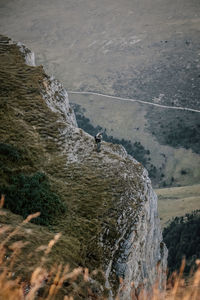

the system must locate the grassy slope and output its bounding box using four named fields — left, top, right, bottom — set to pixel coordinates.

left=69, top=93, right=200, bottom=188
left=0, top=36, right=83, bottom=278
left=0, top=208, right=79, bottom=274
left=0, top=36, right=144, bottom=292
left=156, top=184, right=200, bottom=227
